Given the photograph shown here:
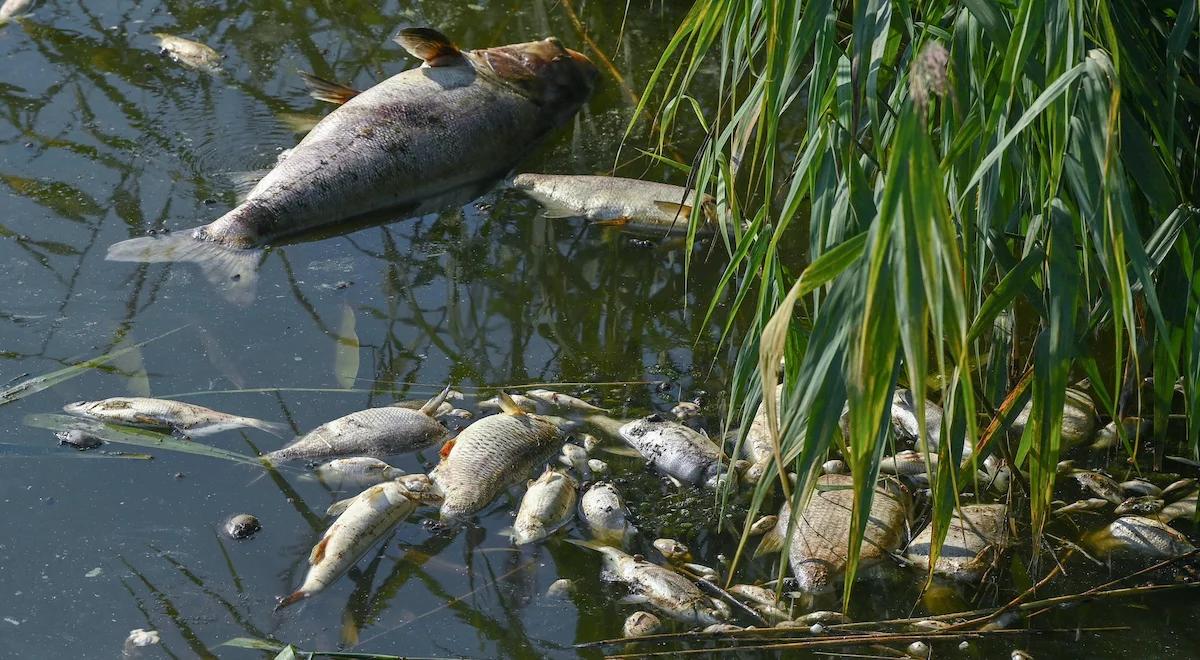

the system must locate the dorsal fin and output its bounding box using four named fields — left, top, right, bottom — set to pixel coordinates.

left=393, top=28, right=465, bottom=67
left=297, top=71, right=360, bottom=105
left=419, top=385, right=452, bottom=416
left=497, top=391, right=527, bottom=416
